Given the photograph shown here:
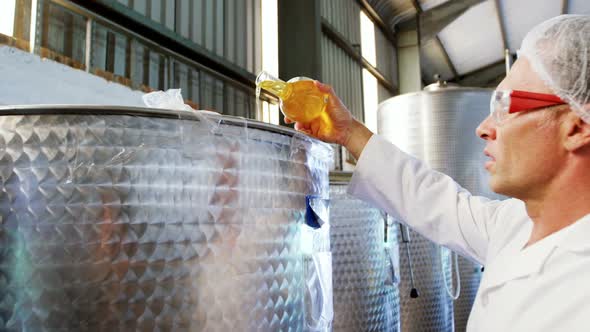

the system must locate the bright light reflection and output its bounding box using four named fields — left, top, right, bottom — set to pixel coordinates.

left=261, top=0, right=278, bottom=77
left=362, top=69, right=379, bottom=133
left=260, top=0, right=280, bottom=124
left=0, top=0, right=17, bottom=37
left=261, top=101, right=280, bottom=126
left=269, top=103, right=279, bottom=125
left=360, top=10, right=376, bottom=67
